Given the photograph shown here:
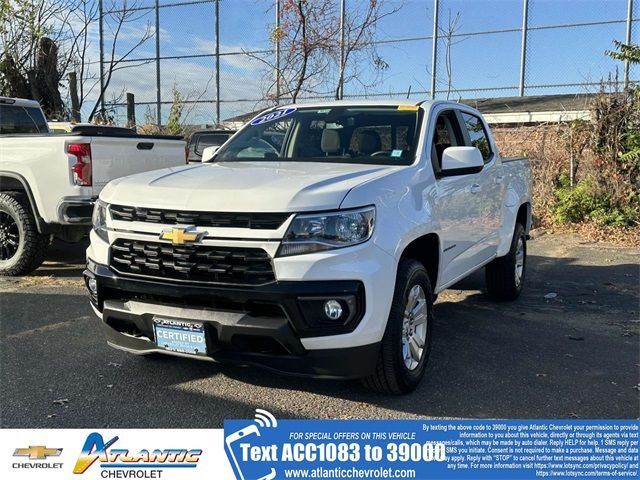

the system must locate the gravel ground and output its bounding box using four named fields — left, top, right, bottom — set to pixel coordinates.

left=0, top=233, right=638, bottom=427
